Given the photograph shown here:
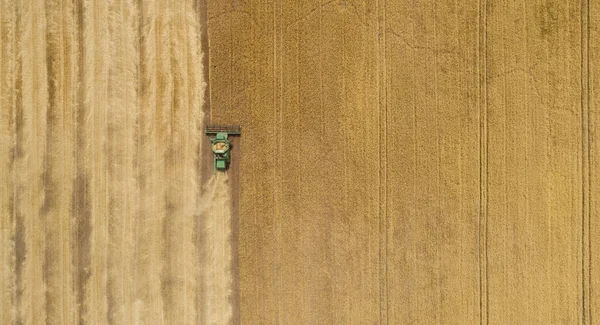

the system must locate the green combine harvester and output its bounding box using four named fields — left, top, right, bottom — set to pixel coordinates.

left=206, top=125, right=241, bottom=174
